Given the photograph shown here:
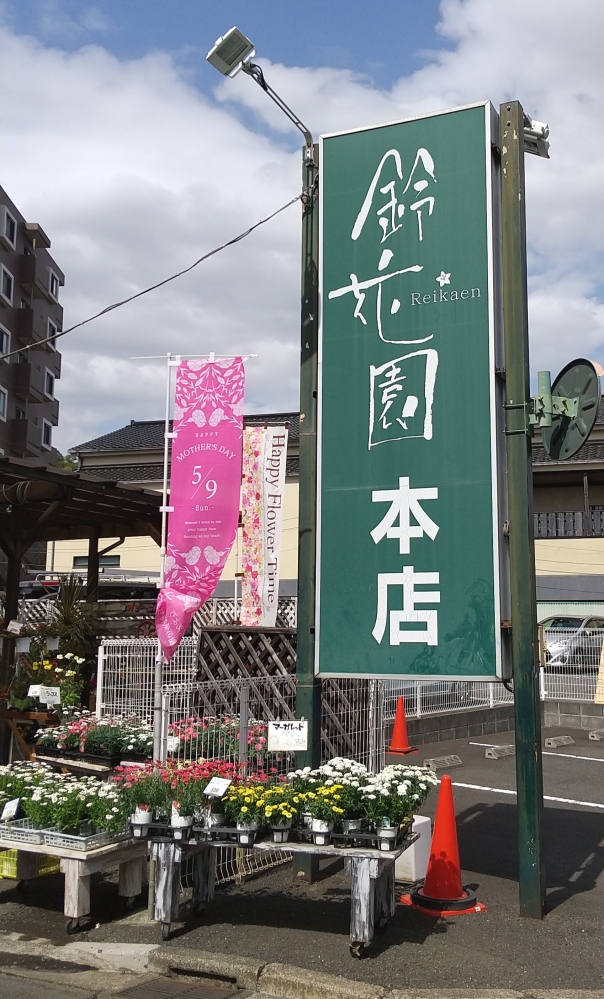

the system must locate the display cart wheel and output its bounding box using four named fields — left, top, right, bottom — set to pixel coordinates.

left=349, top=942, right=366, bottom=959
left=376, top=915, right=389, bottom=933
left=65, top=917, right=88, bottom=934
left=124, top=895, right=137, bottom=910
left=161, top=922, right=171, bottom=941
